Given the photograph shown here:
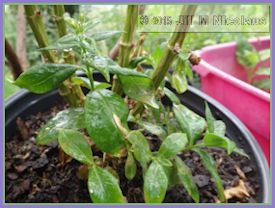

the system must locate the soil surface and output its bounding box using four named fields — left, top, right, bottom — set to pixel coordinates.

left=6, top=105, right=259, bottom=203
